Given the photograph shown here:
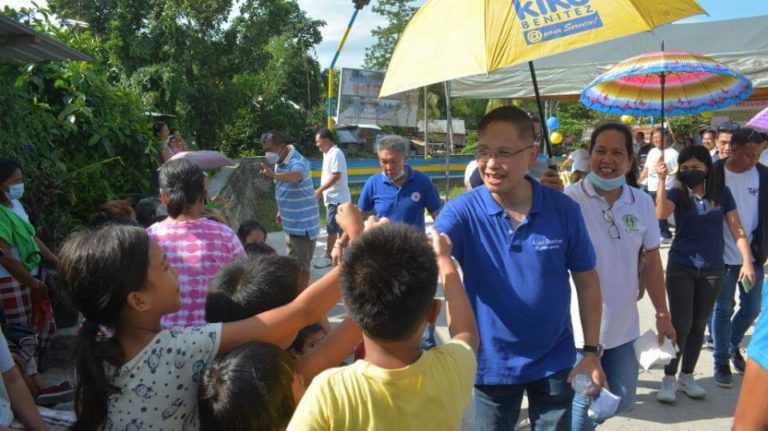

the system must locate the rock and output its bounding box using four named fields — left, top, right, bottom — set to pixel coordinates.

left=210, top=157, right=278, bottom=232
